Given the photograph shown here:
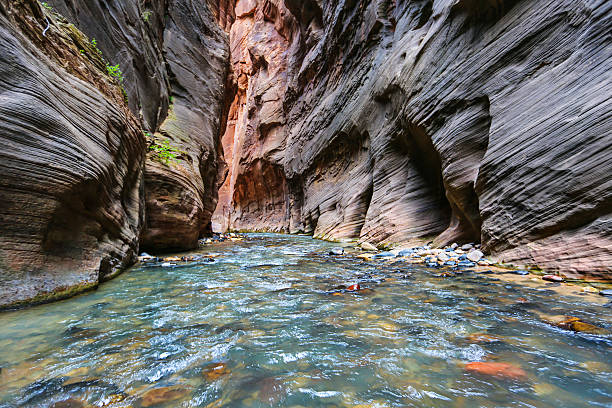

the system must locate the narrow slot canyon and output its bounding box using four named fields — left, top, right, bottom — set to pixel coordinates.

left=0, top=0, right=611, bottom=406
left=0, top=0, right=611, bottom=306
